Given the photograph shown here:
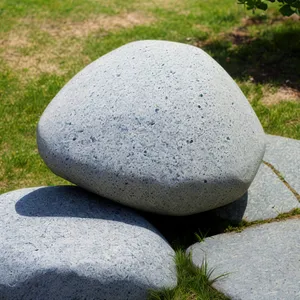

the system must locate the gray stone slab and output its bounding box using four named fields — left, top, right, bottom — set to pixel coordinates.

left=264, top=134, right=300, bottom=194
left=187, top=219, right=300, bottom=300
left=214, top=163, right=300, bottom=223
left=37, top=40, right=266, bottom=216
left=0, top=186, right=177, bottom=300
